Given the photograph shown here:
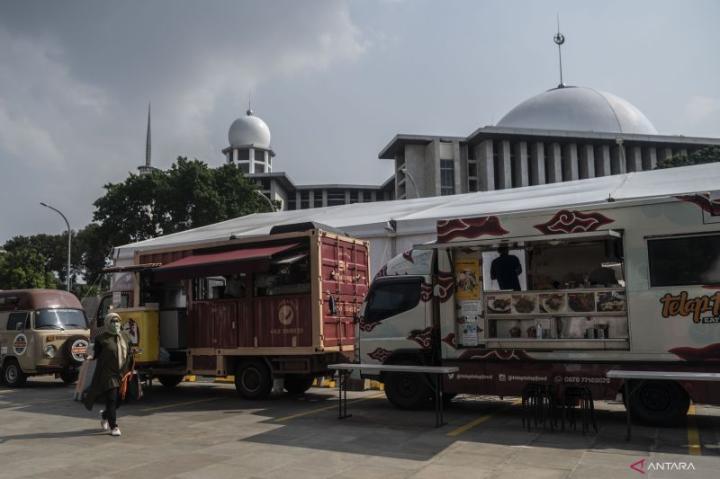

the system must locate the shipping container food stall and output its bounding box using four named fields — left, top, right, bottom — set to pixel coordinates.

left=96, top=223, right=369, bottom=398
